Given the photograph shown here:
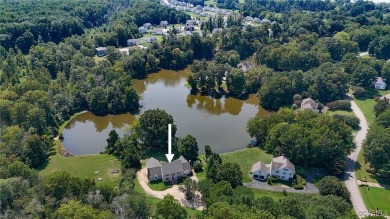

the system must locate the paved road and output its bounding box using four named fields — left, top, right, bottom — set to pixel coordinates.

left=342, top=98, right=369, bottom=218
left=244, top=180, right=319, bottom=194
